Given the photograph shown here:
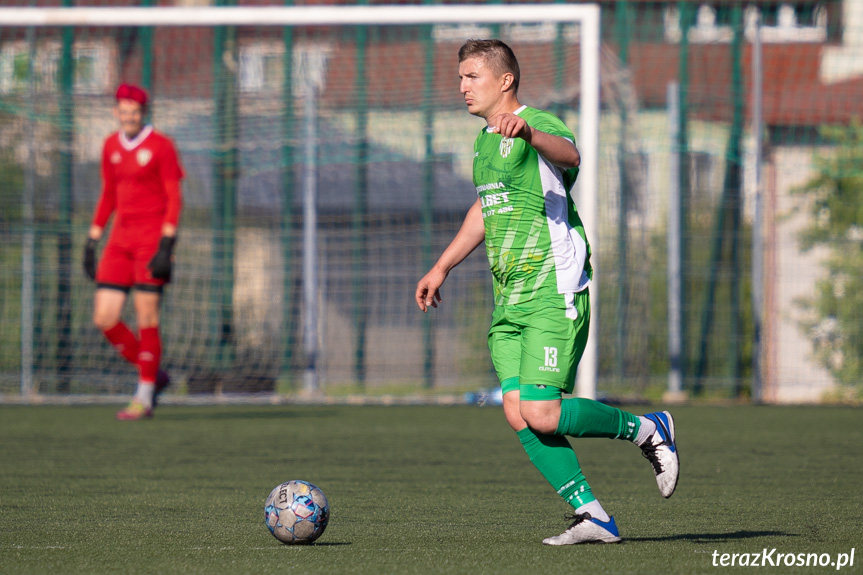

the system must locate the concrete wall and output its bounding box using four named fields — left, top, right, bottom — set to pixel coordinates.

left=764, top=146, right=836, bottom=403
